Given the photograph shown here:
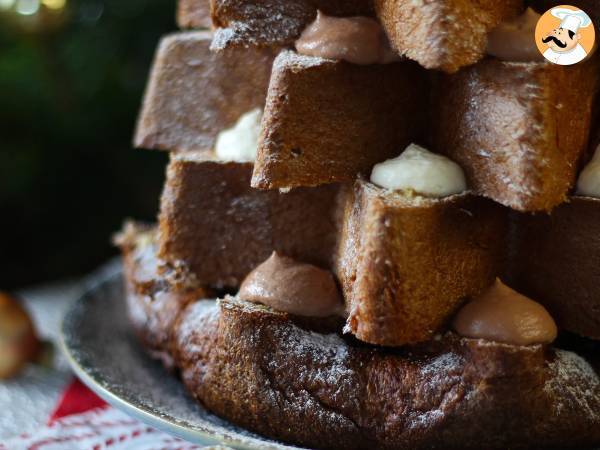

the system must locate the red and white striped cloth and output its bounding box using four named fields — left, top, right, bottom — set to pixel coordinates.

left=1, top=379, right=208, bottom=450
